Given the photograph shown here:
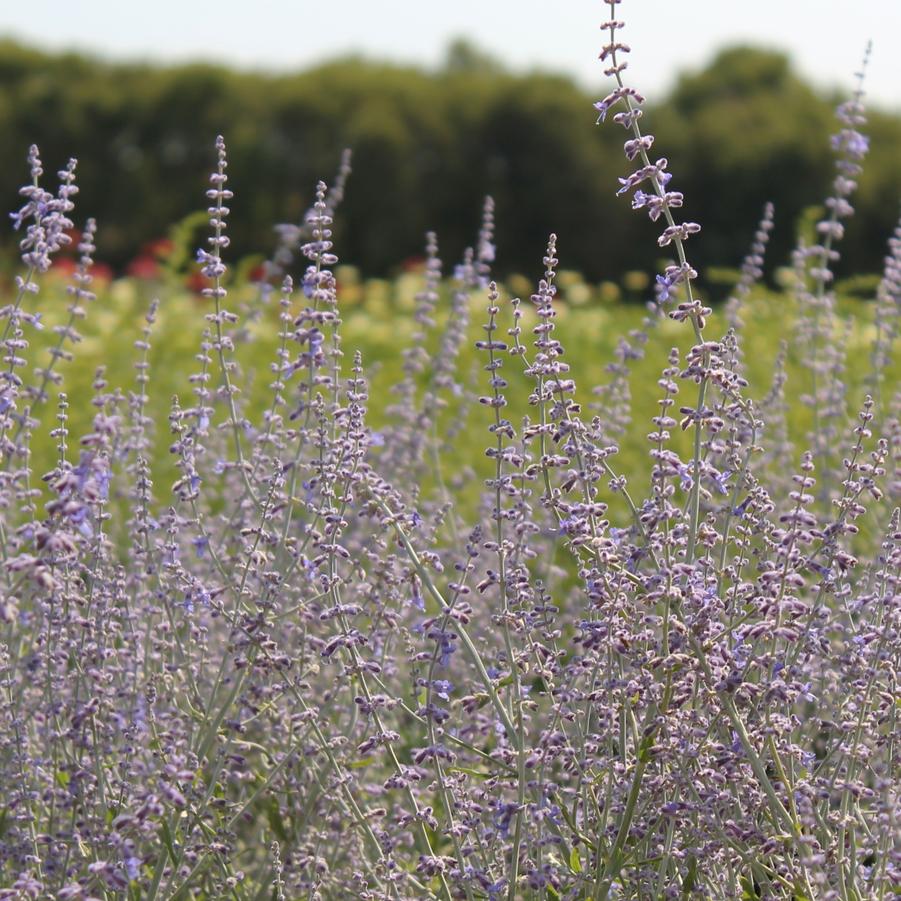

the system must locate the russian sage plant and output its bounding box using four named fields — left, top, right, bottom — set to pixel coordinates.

left=0, top=2, right=898, bottom=899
